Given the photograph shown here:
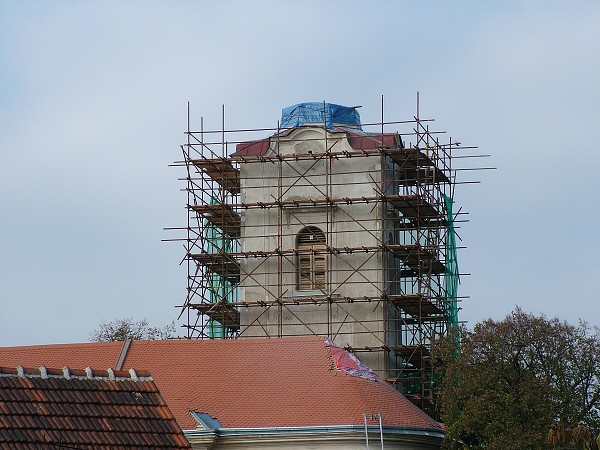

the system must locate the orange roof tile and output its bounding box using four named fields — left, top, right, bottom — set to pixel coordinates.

left=0, top=336, right=441, bottom=432
left=0, top=341, right=123, bottom=370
